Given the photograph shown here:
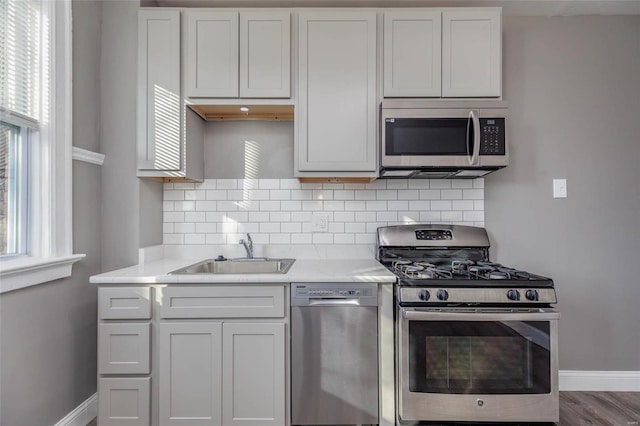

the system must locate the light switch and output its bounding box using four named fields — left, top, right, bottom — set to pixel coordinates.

left=553, top=179, right=567, bottom=198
